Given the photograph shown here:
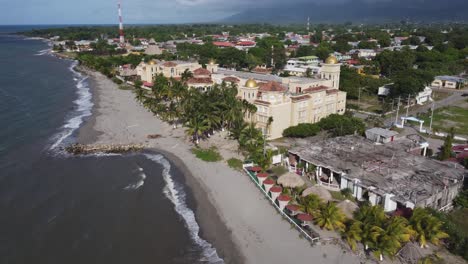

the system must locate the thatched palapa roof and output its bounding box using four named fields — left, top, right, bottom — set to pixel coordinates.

left=336, top=199, right=359, bottom=219
left=278, top=172, right=305, bottom=188
left=302, top=186, right=332, bottom=201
